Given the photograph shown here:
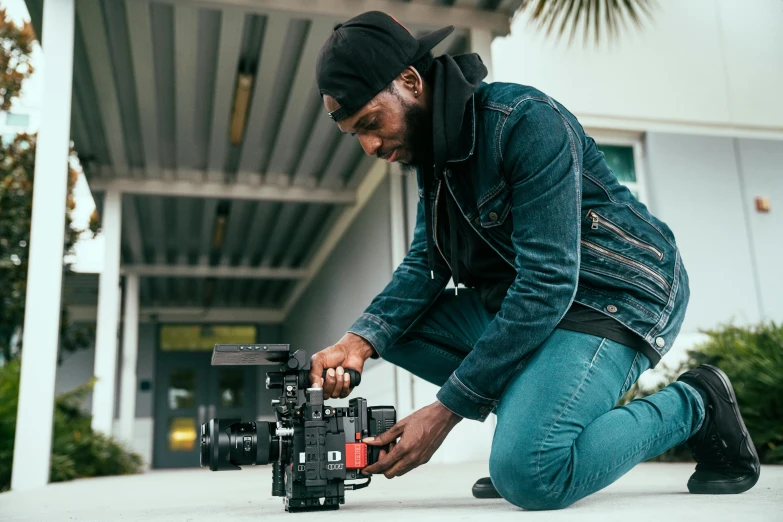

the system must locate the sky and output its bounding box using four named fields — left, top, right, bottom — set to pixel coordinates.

left=2, top=0, right=104, bottom=273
